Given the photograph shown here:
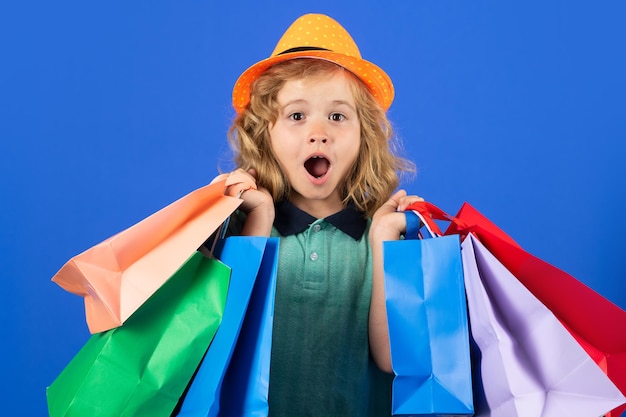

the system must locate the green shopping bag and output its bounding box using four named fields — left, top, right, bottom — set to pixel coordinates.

left=47, top=251, right=230, bottom=417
